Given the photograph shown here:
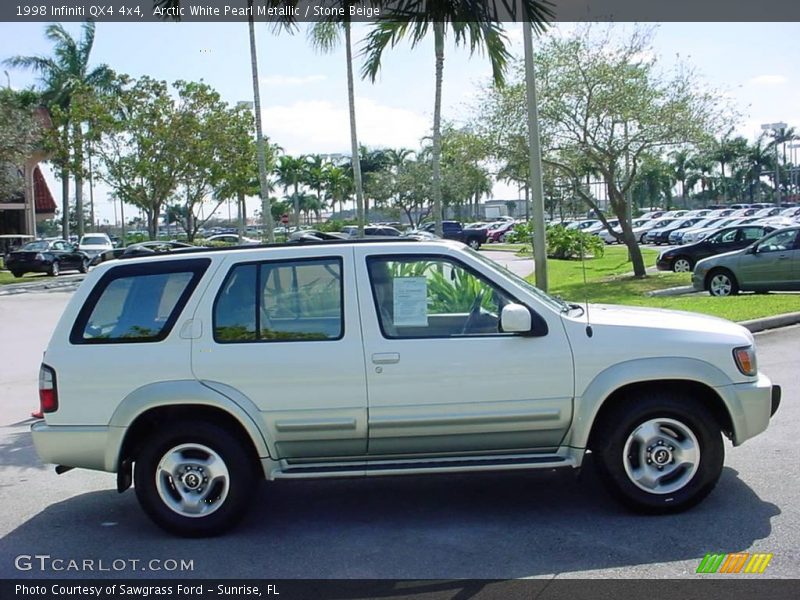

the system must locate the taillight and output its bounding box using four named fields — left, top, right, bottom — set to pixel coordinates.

left=39, top=364, right=58, bottom=413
